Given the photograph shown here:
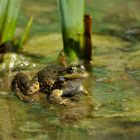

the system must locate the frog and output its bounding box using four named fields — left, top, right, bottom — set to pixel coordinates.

left=11, top=64, right=89, bottom=104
